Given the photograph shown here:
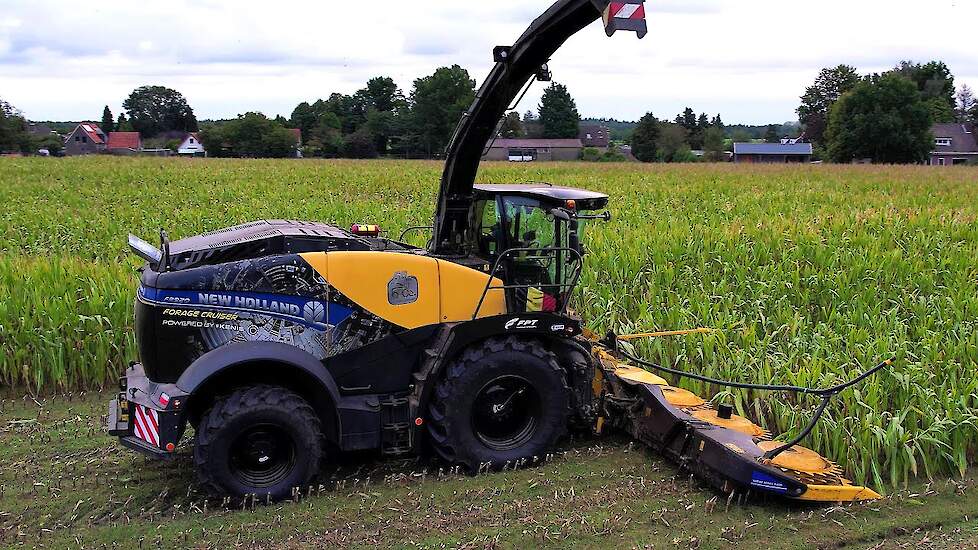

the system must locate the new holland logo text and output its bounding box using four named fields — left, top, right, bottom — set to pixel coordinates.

left=505, top=318, right=539, bottom=330
left=198, top=293, right=301, bottom=316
